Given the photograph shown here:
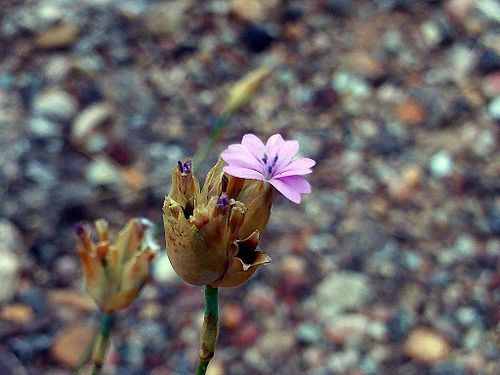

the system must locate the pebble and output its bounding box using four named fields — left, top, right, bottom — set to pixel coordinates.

left=311, top=272, right=372, bottom=321
left=10, top=334, right=52, bottom=362
left=0, top=243, right=19, bottom=302
left=144, top=1, right=189, bottom=37
left=33, top=89, right=78, bottom=121
left=253, top=330, right=295, bottom=360
left=232, top=323, right=260, bottom=347
left=152, top=252, right=179, bottom=284
left=35, top=23, right=79, bottom=49
left=476, top=49, right=500, bottom=76
left=231, top=0, right=267, bottom=23
left=403, top=328, right=450, bottom=364
left=396, top=99, right=425, bottom=125
left=326, top=314, right=369, bottom=344
left=487, top=96, right=500, bottom=120
left=71, top=102, right=114, bottom=144
left=296, top=323, right=323, bottom=344
left=240, top=25, right=275, bottom=53
left=222, top=303, right=246, bottom=330
left=0, top=348, right=29, bottom=375
left=29, top=117, right=61, bottom=138
left=51, top=325, right=95, bottom=368
left=0, top=304, right=34, bottom=324
left=325, top=0, right=354, bottom=17
left=85, top=157, right=123, bottom=186
left=47, top=289, right=96, bottom=312
left=429, top=151, right=453, bottom=177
